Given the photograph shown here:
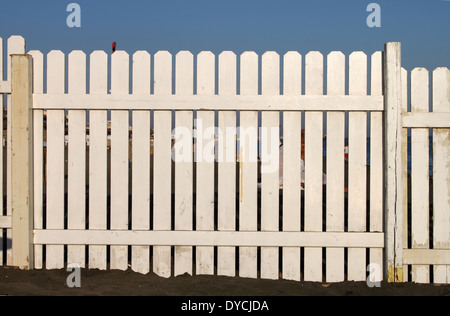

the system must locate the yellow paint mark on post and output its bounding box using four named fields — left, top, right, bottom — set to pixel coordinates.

left=388, top=266, right=404, bottom=283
